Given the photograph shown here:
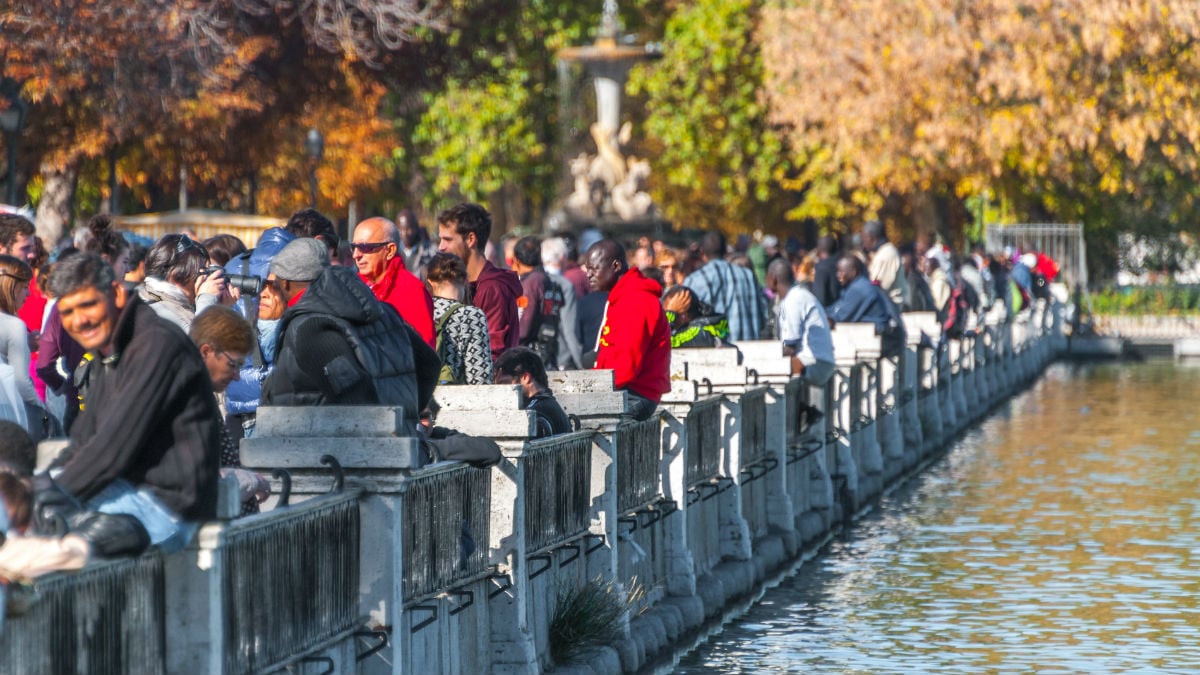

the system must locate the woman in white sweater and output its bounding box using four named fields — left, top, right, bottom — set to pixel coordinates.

left=0, top=255, right=45, bottom=435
